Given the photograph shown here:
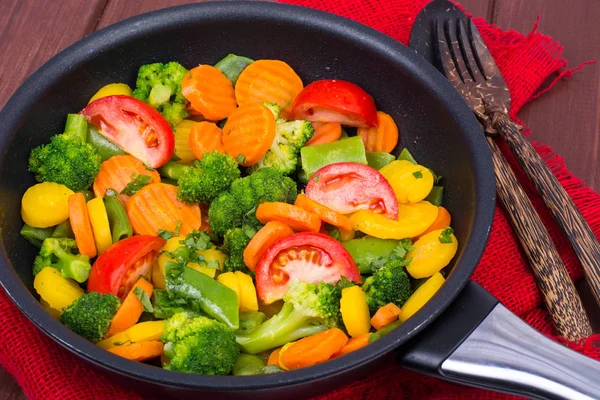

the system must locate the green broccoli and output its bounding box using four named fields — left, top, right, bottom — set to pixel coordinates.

left=222, top=228, right=251, bottom=273
left=60, top=292, right=121, bottom=343
left=235, top=281, right=342, bottom=354
left=29, top=132, right=101, bottom=192
left=208, top=168, right=297, bottom=237
left=33, top=238, right=91, bottom=283
left=362, top=262, right=412, bottom=312
left=132, top=62, right=189, bottom=126
left=177, top=152, right=240, bottom=204
left=162, top=313, right=239, bottom=375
